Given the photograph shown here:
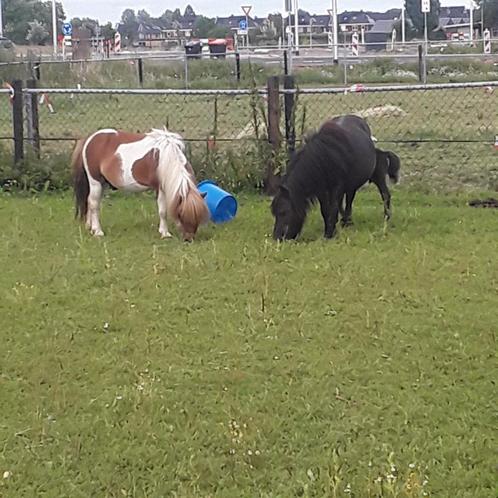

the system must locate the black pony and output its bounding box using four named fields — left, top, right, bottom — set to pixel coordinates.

left=271, top=115, right=377, bottom=240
